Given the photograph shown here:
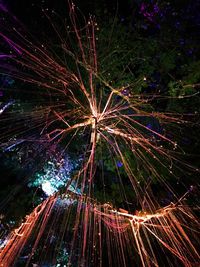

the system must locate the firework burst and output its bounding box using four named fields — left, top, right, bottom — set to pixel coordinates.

left=0, top=1, right=199, bottom=266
